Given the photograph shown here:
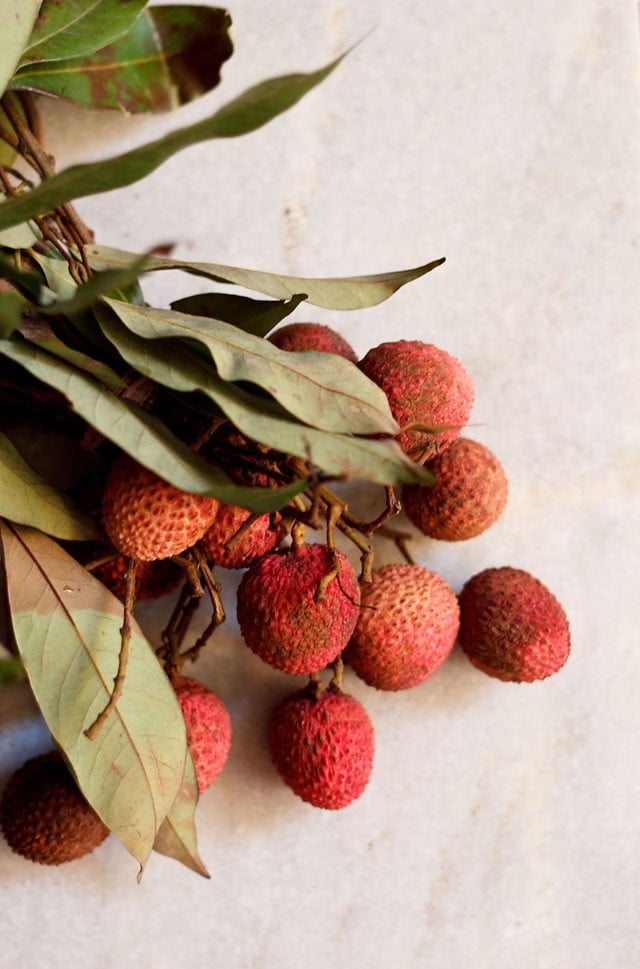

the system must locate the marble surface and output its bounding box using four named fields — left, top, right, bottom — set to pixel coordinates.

left=1, top=2, right=639, bottom=966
